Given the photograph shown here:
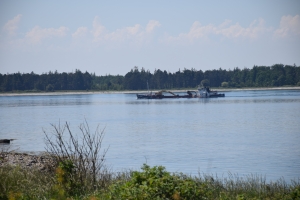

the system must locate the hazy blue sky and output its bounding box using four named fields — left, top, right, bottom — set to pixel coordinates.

left=1, top=1, right=299, bottom=75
